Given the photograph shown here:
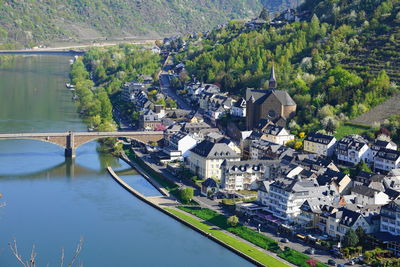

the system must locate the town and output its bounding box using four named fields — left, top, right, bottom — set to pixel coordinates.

left=2, top=1, right=400, bottom=266
left=102, top=21, right=400, bottom=266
